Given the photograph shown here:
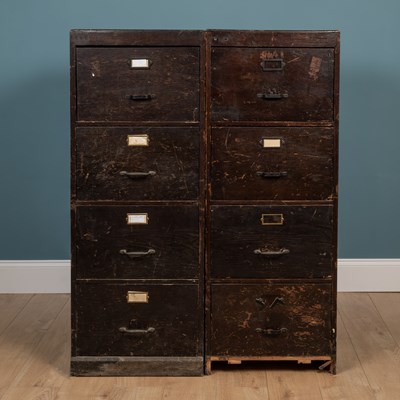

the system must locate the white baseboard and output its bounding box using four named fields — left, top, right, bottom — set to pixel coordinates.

left=0, top=260, right=70, bottom=293
left=0, top=259, right=399, bottom=293
left=337, top=259, right=400, bottom=292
